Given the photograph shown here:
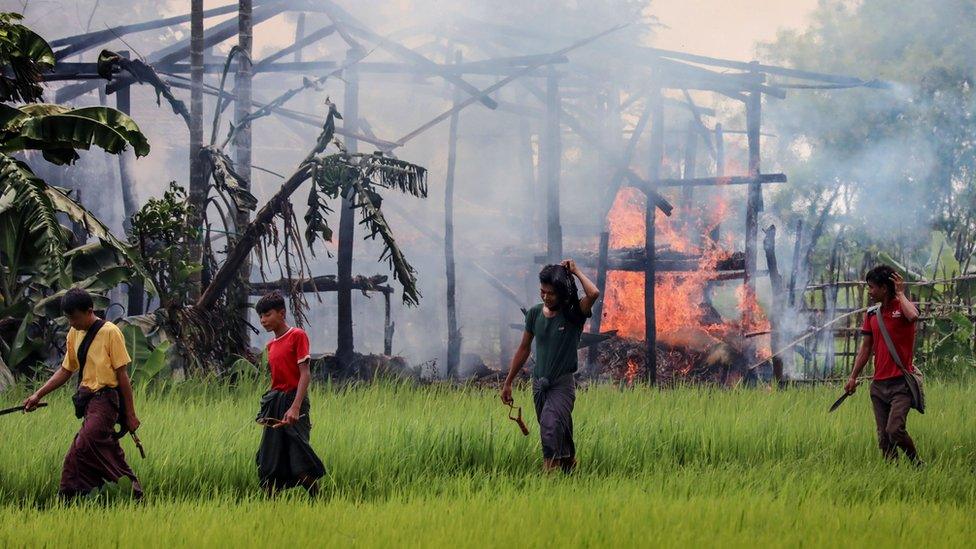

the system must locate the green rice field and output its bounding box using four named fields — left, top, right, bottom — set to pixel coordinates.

left=1, top=380, right=974, bottom=547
